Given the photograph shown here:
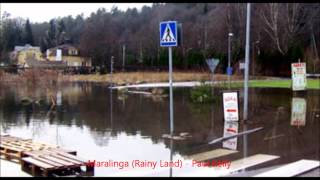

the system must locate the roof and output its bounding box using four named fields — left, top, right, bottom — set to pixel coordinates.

left=48, top=44, right=78, bottom=51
